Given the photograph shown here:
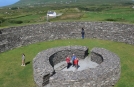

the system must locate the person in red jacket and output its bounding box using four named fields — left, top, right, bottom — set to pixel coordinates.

left=66, top=55, right=71, bottom=69
left=74, top=58, right=79, bottom=69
